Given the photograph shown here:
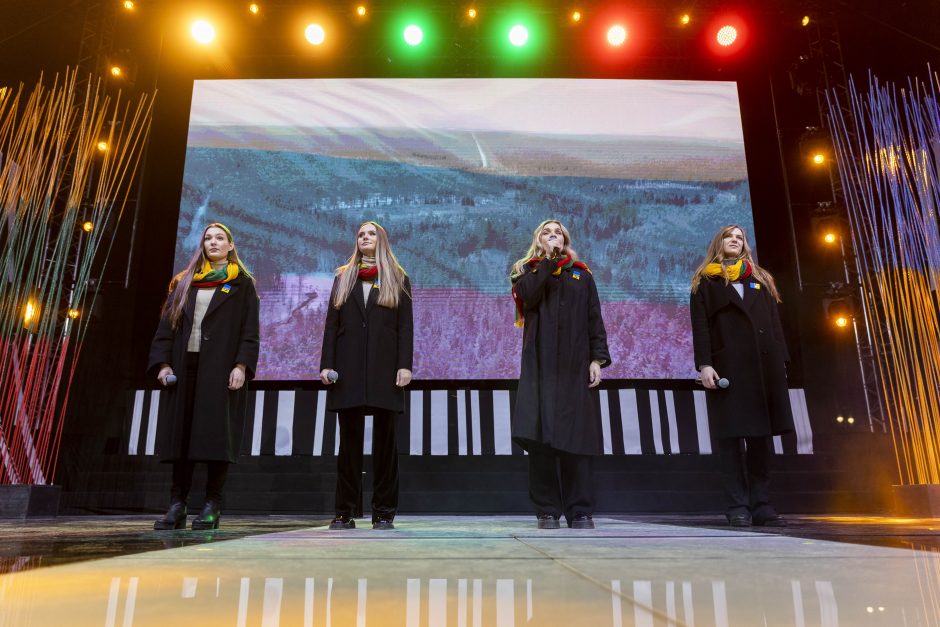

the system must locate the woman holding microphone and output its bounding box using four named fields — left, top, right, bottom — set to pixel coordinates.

left=690, top=224, right=793, bottom=527
left=149, top=223, right=260, bottom=530
left=510, top=219, right=610, bottom=530
left=320, top=221, right=413, bottom=530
